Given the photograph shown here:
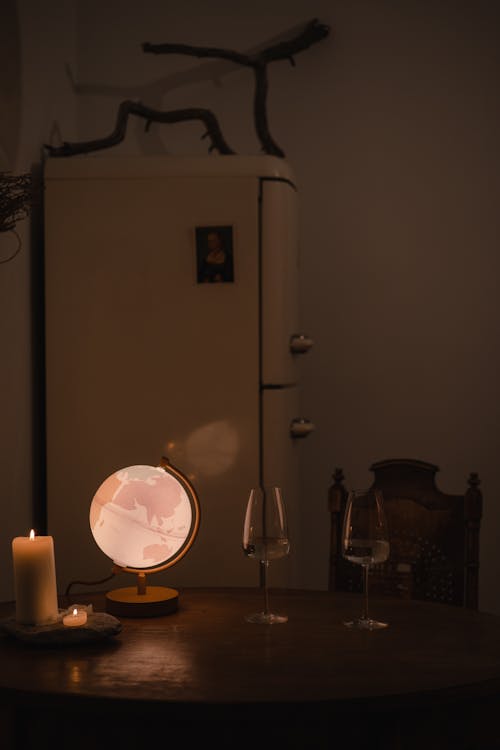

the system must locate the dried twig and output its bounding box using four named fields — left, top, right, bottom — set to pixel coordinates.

left=44, top=18, right=330, bottom=158
left=0, top=172, right=32, bottom=233
left=45, top=100, right=235, bottom=157
left=143, top=18, right=330, bottom=157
